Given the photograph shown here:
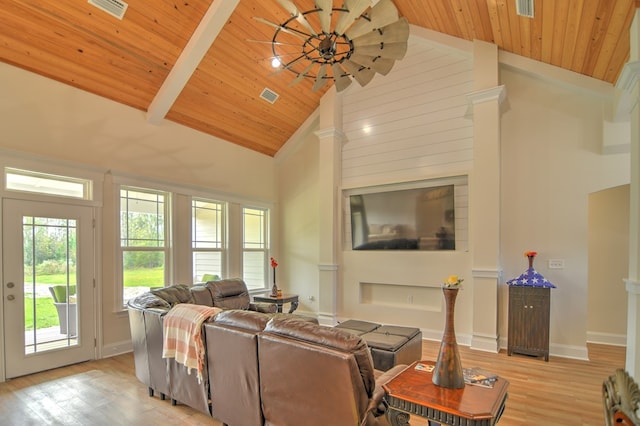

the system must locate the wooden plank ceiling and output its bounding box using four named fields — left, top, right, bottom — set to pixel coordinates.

left=1, top=0, right=636, bottom=157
